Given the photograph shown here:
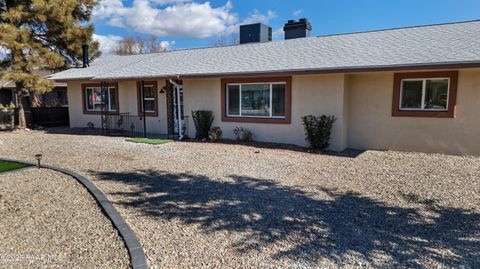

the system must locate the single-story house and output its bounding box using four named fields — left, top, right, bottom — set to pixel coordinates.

left=49, top=19, right=480, bottom=155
